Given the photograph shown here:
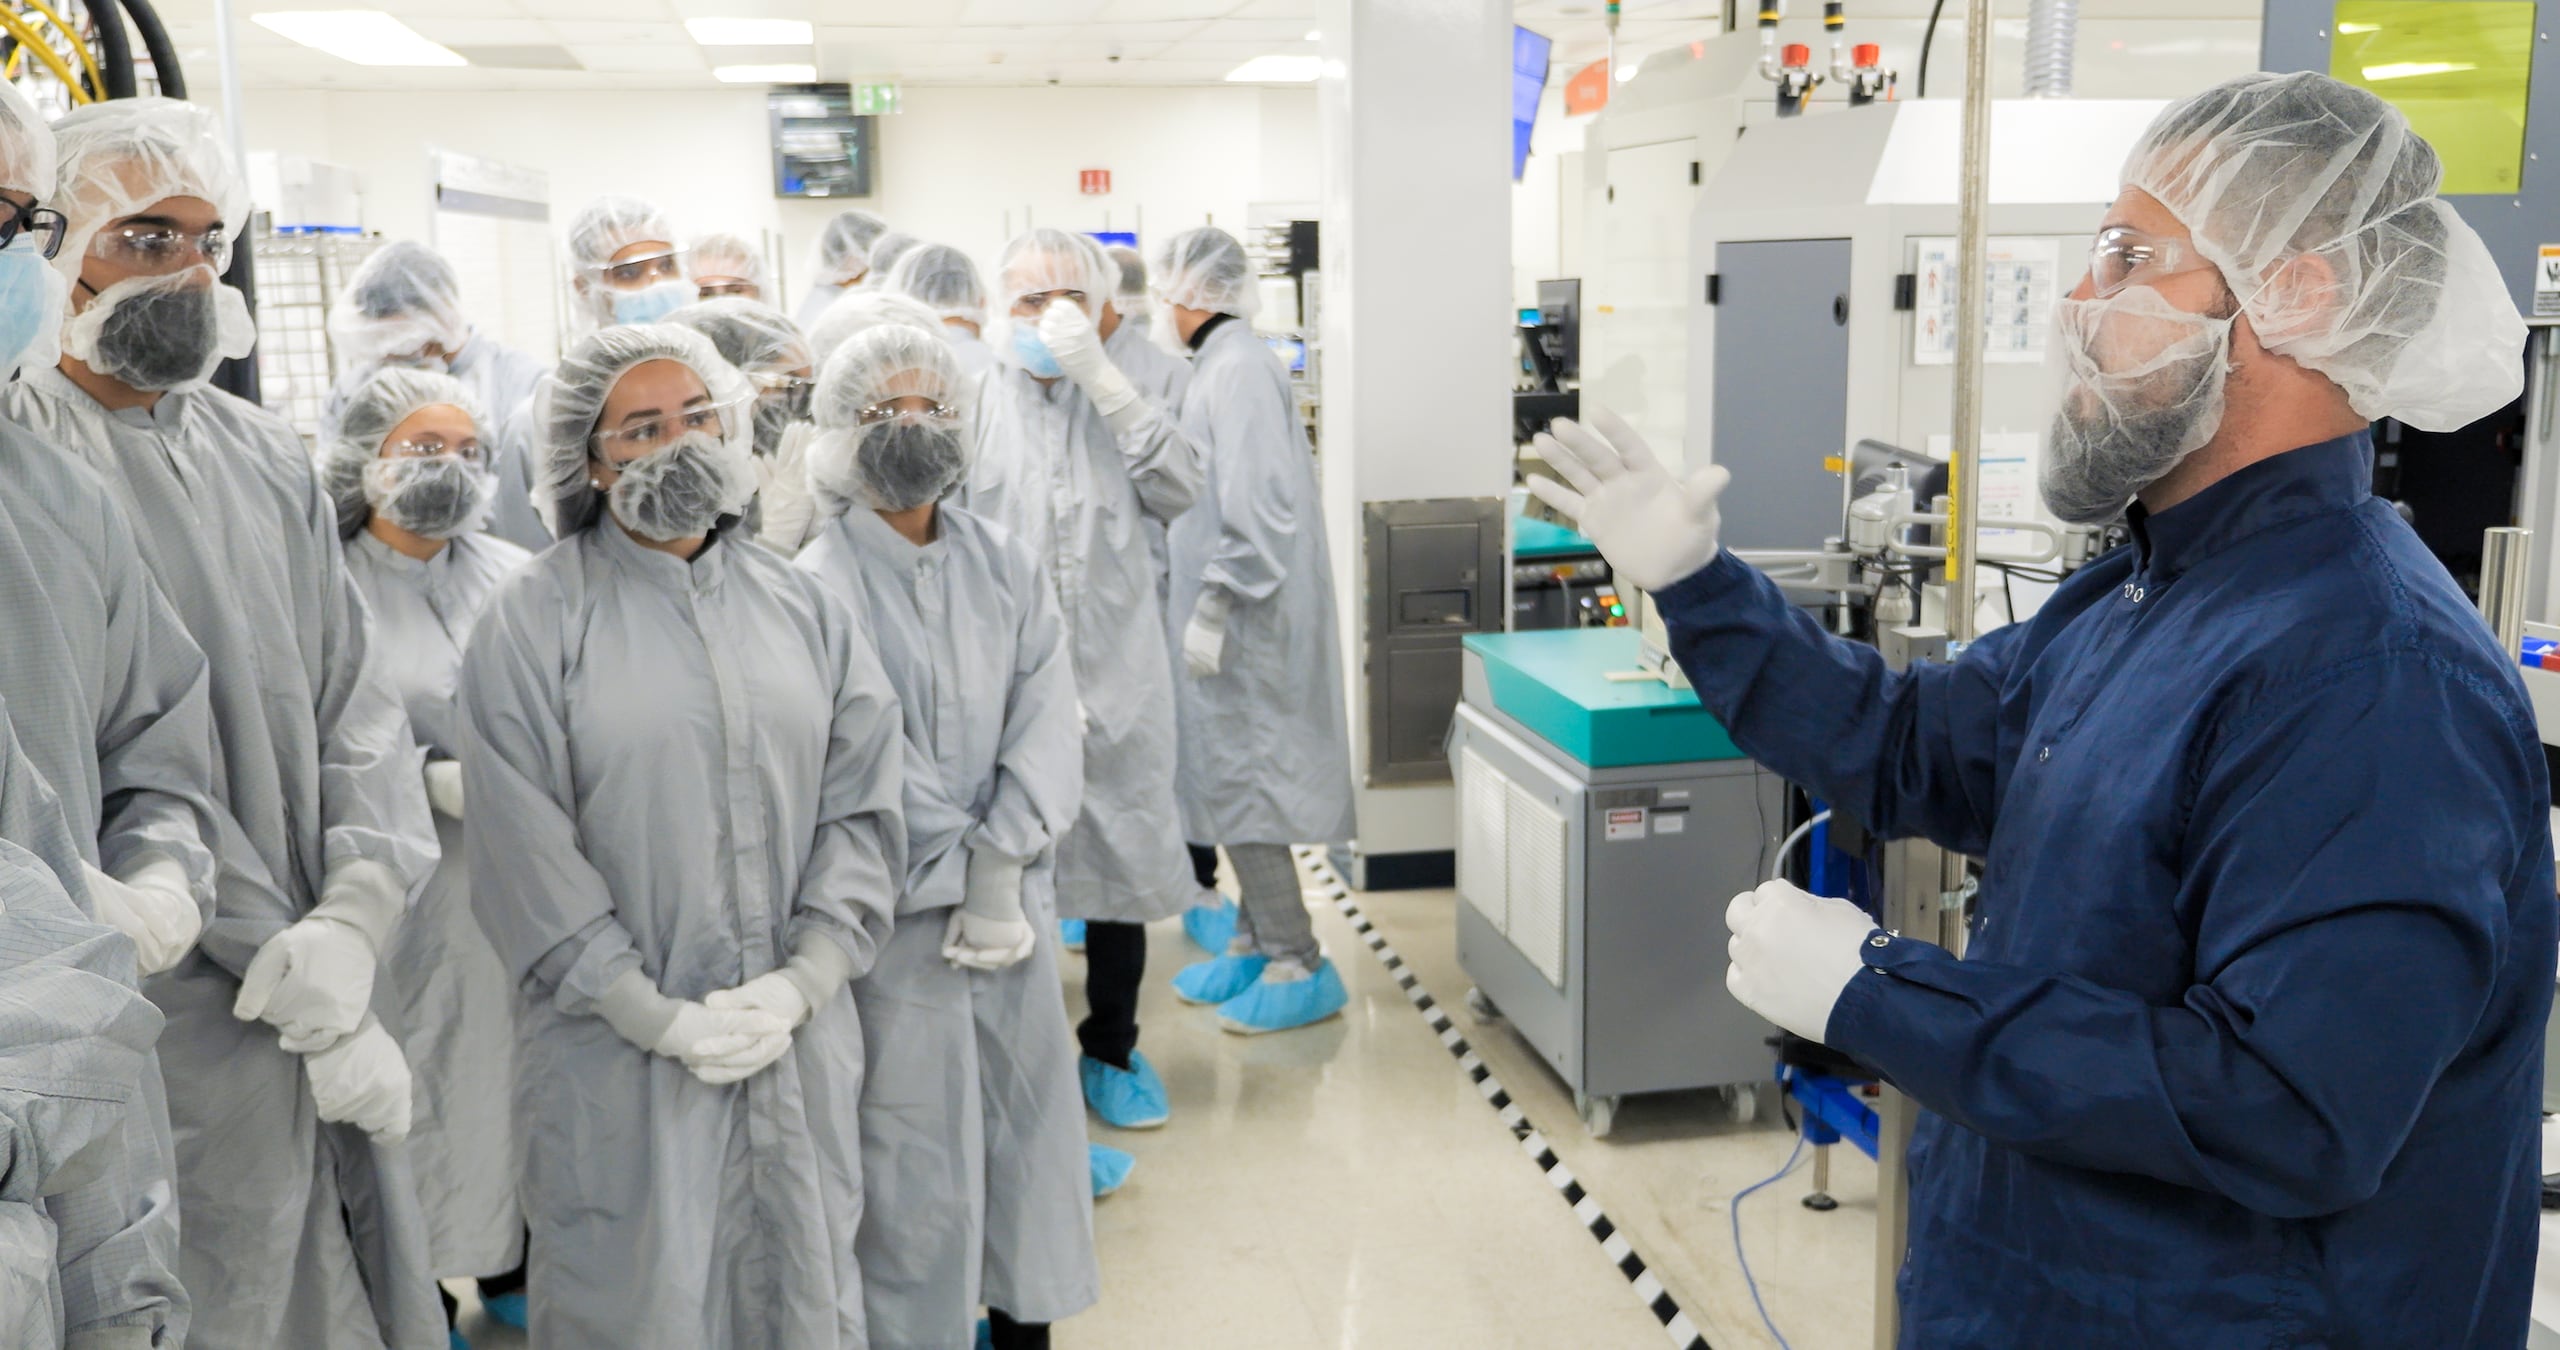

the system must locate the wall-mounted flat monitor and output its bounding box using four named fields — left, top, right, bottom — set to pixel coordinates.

left=769, top=85, right=876, bottom=199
